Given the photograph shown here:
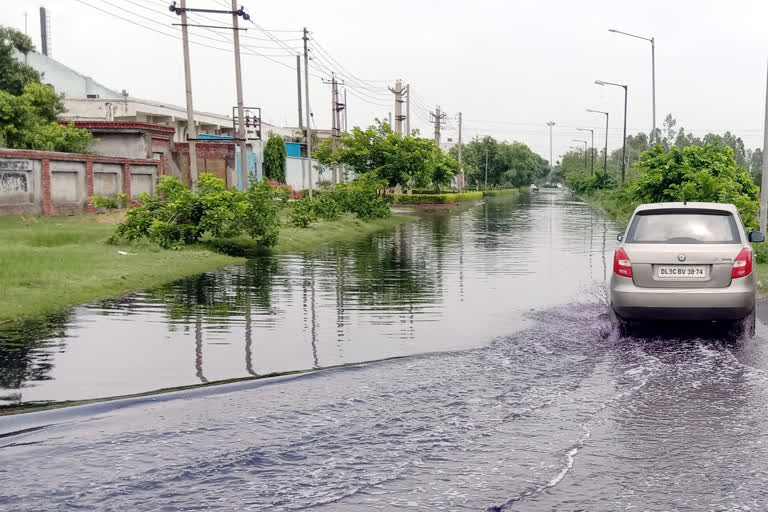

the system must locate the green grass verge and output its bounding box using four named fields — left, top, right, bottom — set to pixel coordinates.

left=0, top=214, right=241, bottom=325
left=0, top=211, right=414, bottom=324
